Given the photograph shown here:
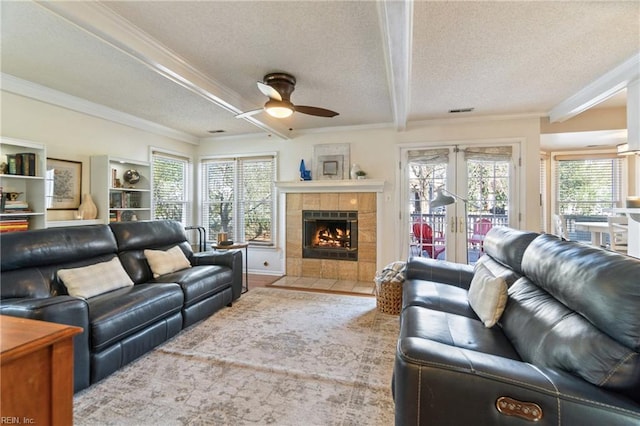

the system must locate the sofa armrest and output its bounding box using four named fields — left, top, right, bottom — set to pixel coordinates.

left=0, top=296, right=91, bottom=392
left=192, top=250, right=243, bottom=300
left=405, top=256, right=474, bottom=290
left=394, top=337, right=640, bottom=425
